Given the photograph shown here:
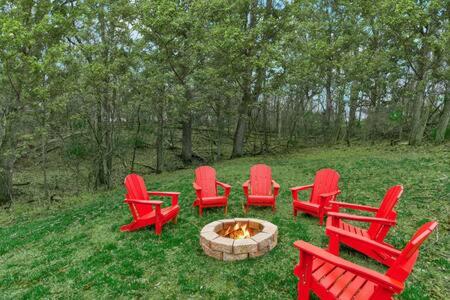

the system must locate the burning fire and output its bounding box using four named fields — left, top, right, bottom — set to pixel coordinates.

left=218, top=223, right=259, bottom=240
